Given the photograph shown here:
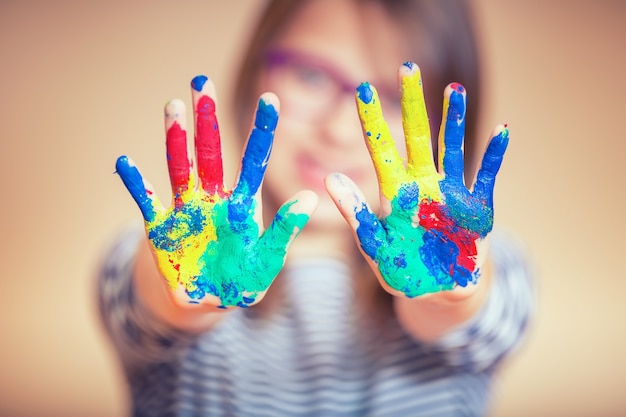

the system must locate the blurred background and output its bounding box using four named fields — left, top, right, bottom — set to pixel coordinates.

left=1, top=1, right=625, bottom=416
